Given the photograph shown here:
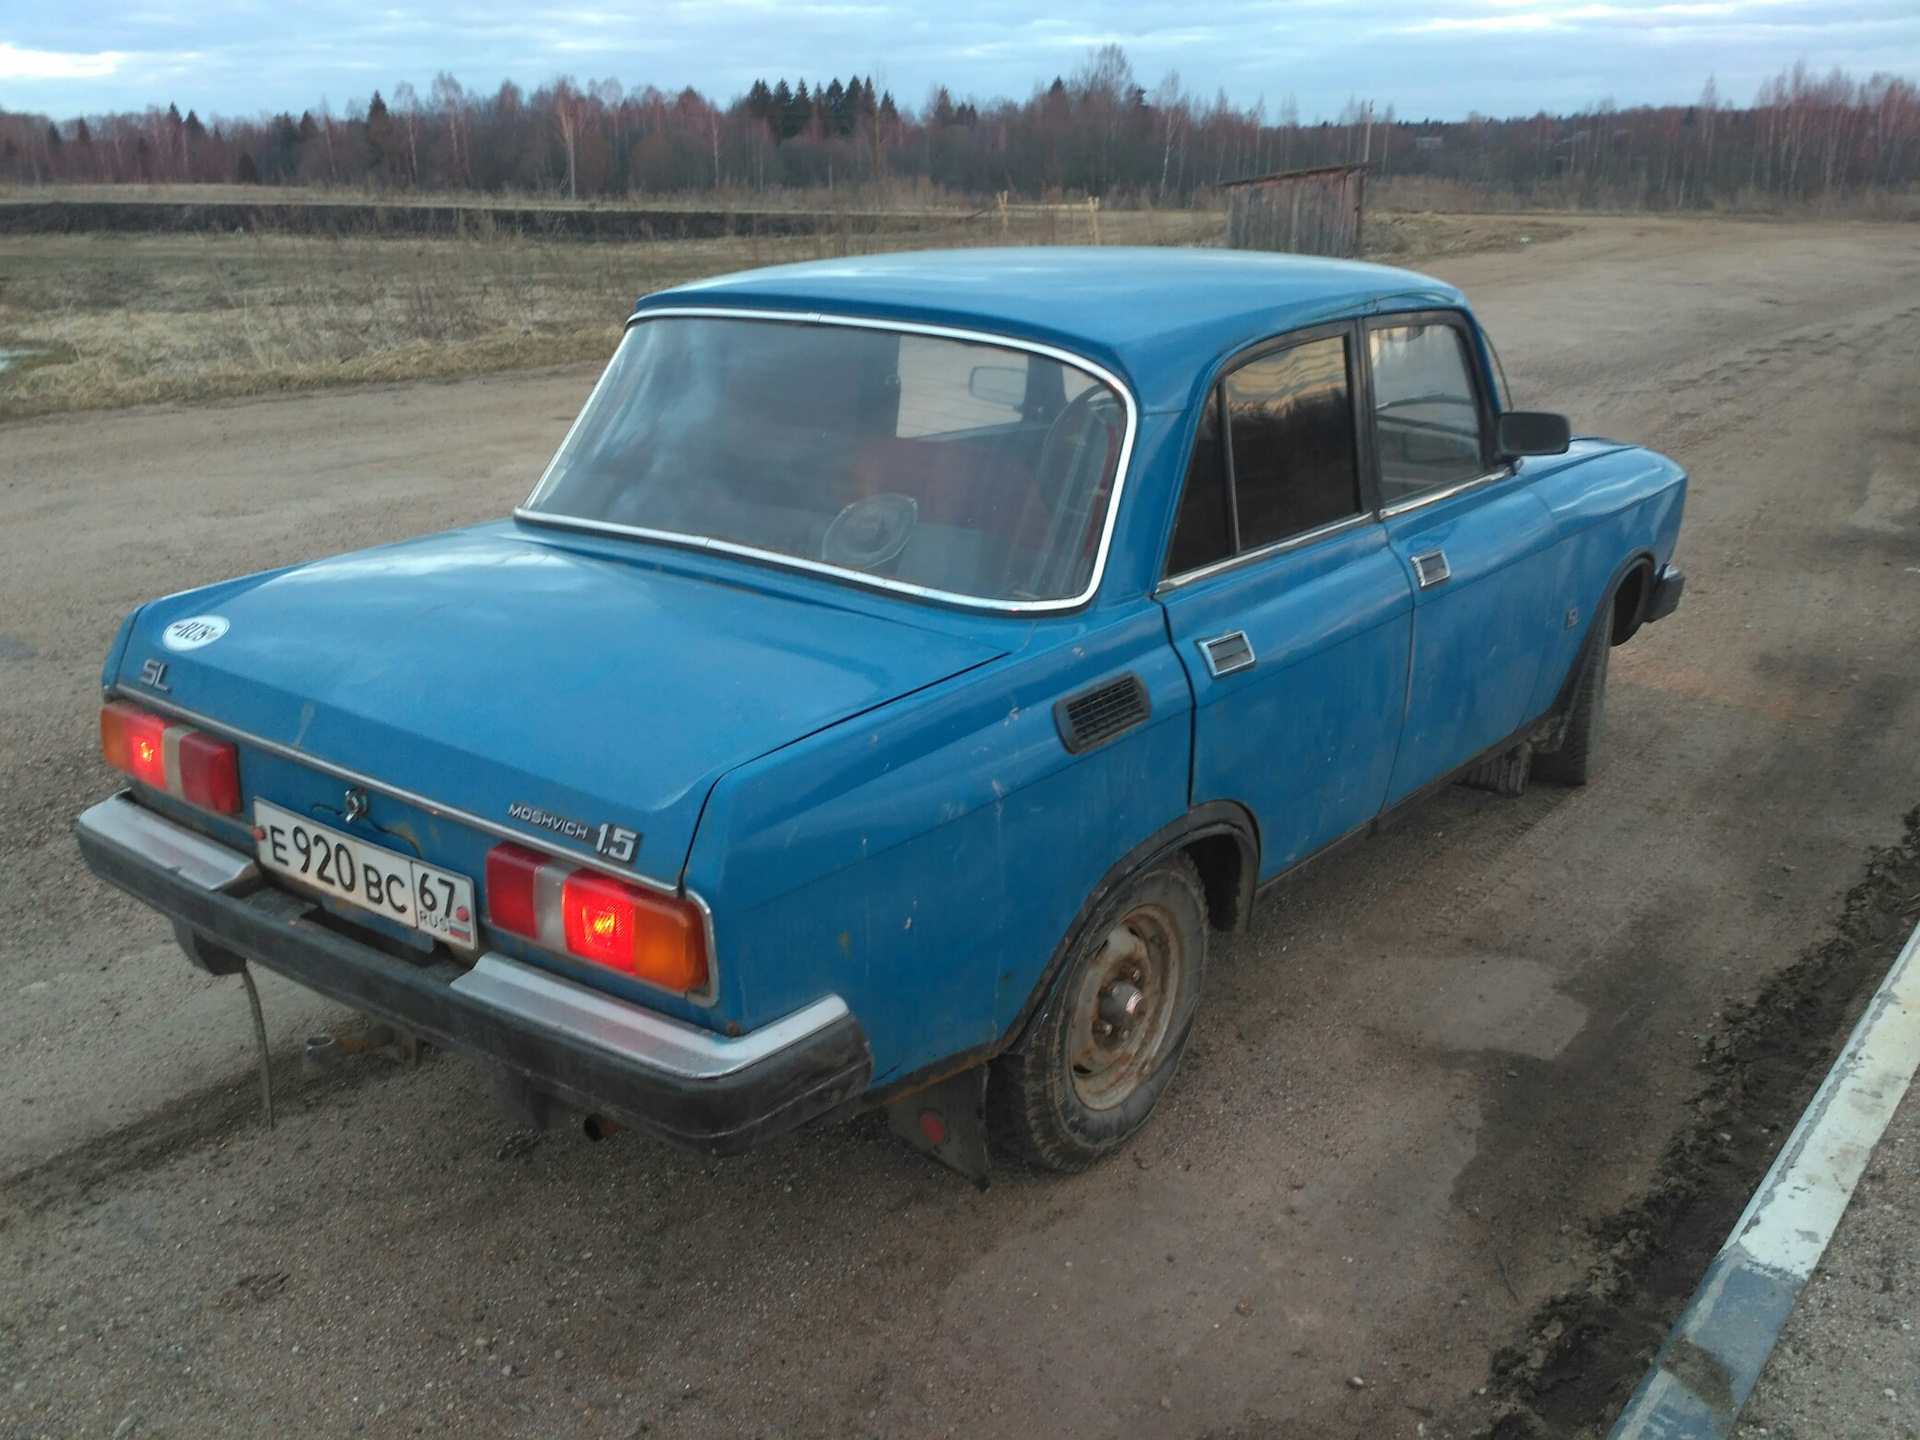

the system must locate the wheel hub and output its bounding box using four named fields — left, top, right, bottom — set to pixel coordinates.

left=1066, top=903, right=1185, bottom=1111
left=1097, top=980, right=1146, bottom=1034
